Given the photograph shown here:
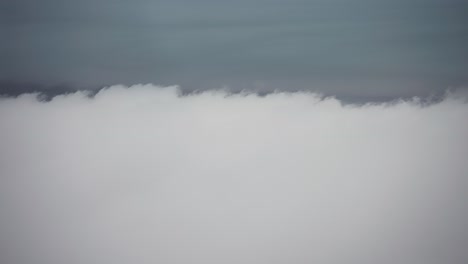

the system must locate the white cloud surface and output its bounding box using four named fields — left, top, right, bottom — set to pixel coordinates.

left=1, top=84, right=468, bottom=264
